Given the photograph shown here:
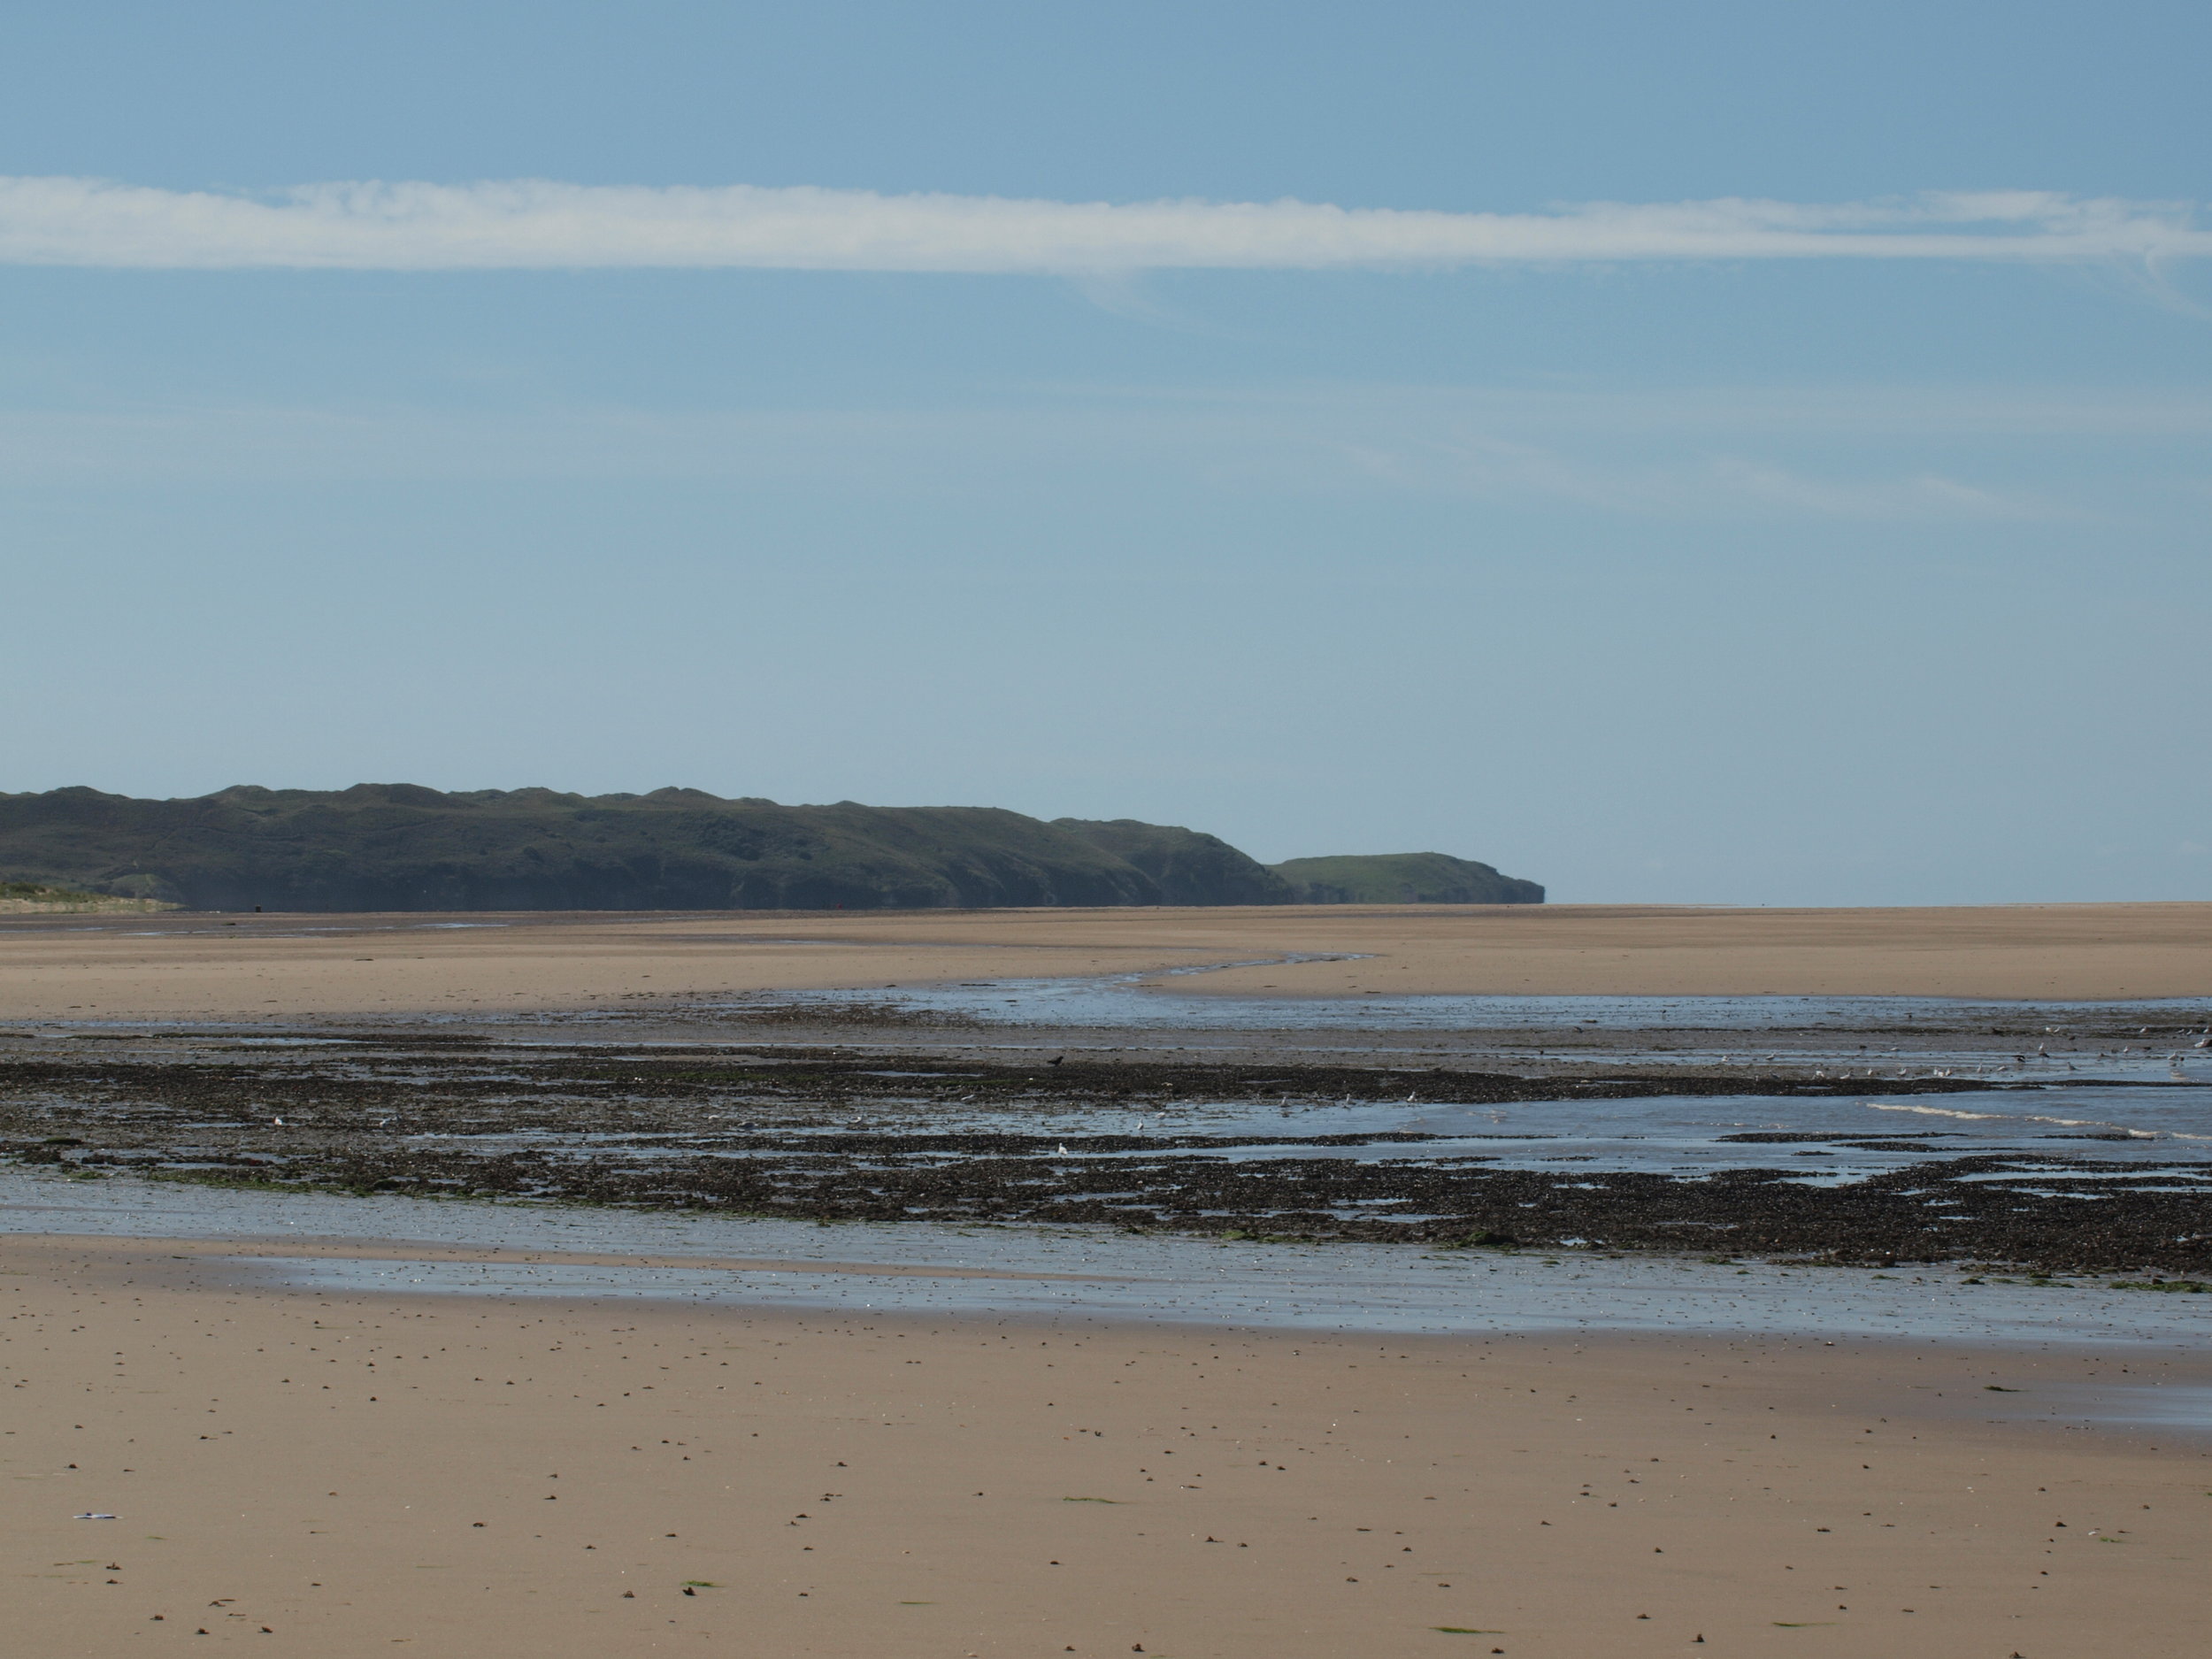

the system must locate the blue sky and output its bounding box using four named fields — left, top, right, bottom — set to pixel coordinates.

left=4, top=1, right=2208, bottom=903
